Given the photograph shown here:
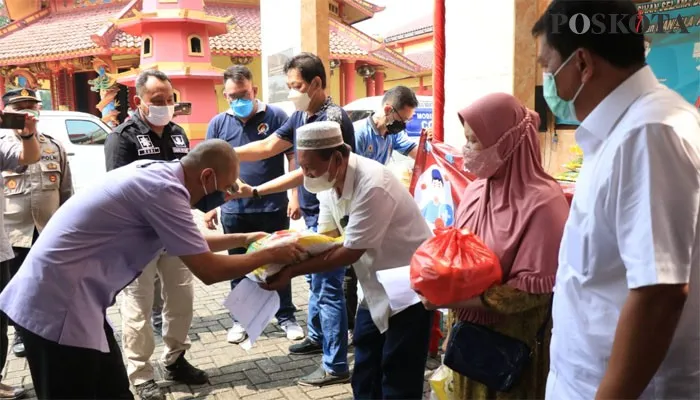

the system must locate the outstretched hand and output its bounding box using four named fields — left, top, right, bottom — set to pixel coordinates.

left=266, top=242, right=307, bottom=266
left=225, top=183, right=254, bottom=201
left=245, top=231, right=268, bottom=246
left=260, top=267, right=293, bottom=291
